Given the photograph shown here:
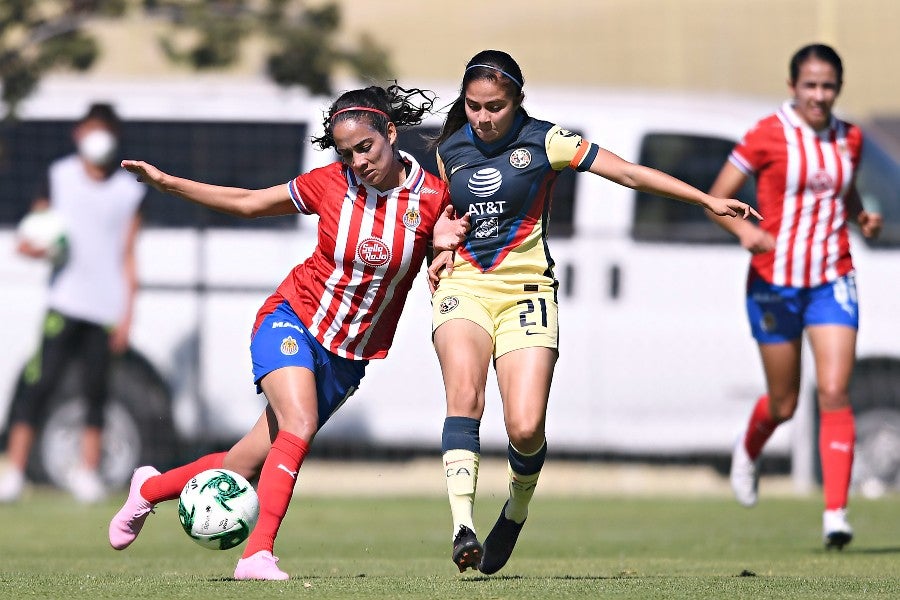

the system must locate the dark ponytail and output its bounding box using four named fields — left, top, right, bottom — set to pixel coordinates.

left=312, top=84, right=436, bottom=151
